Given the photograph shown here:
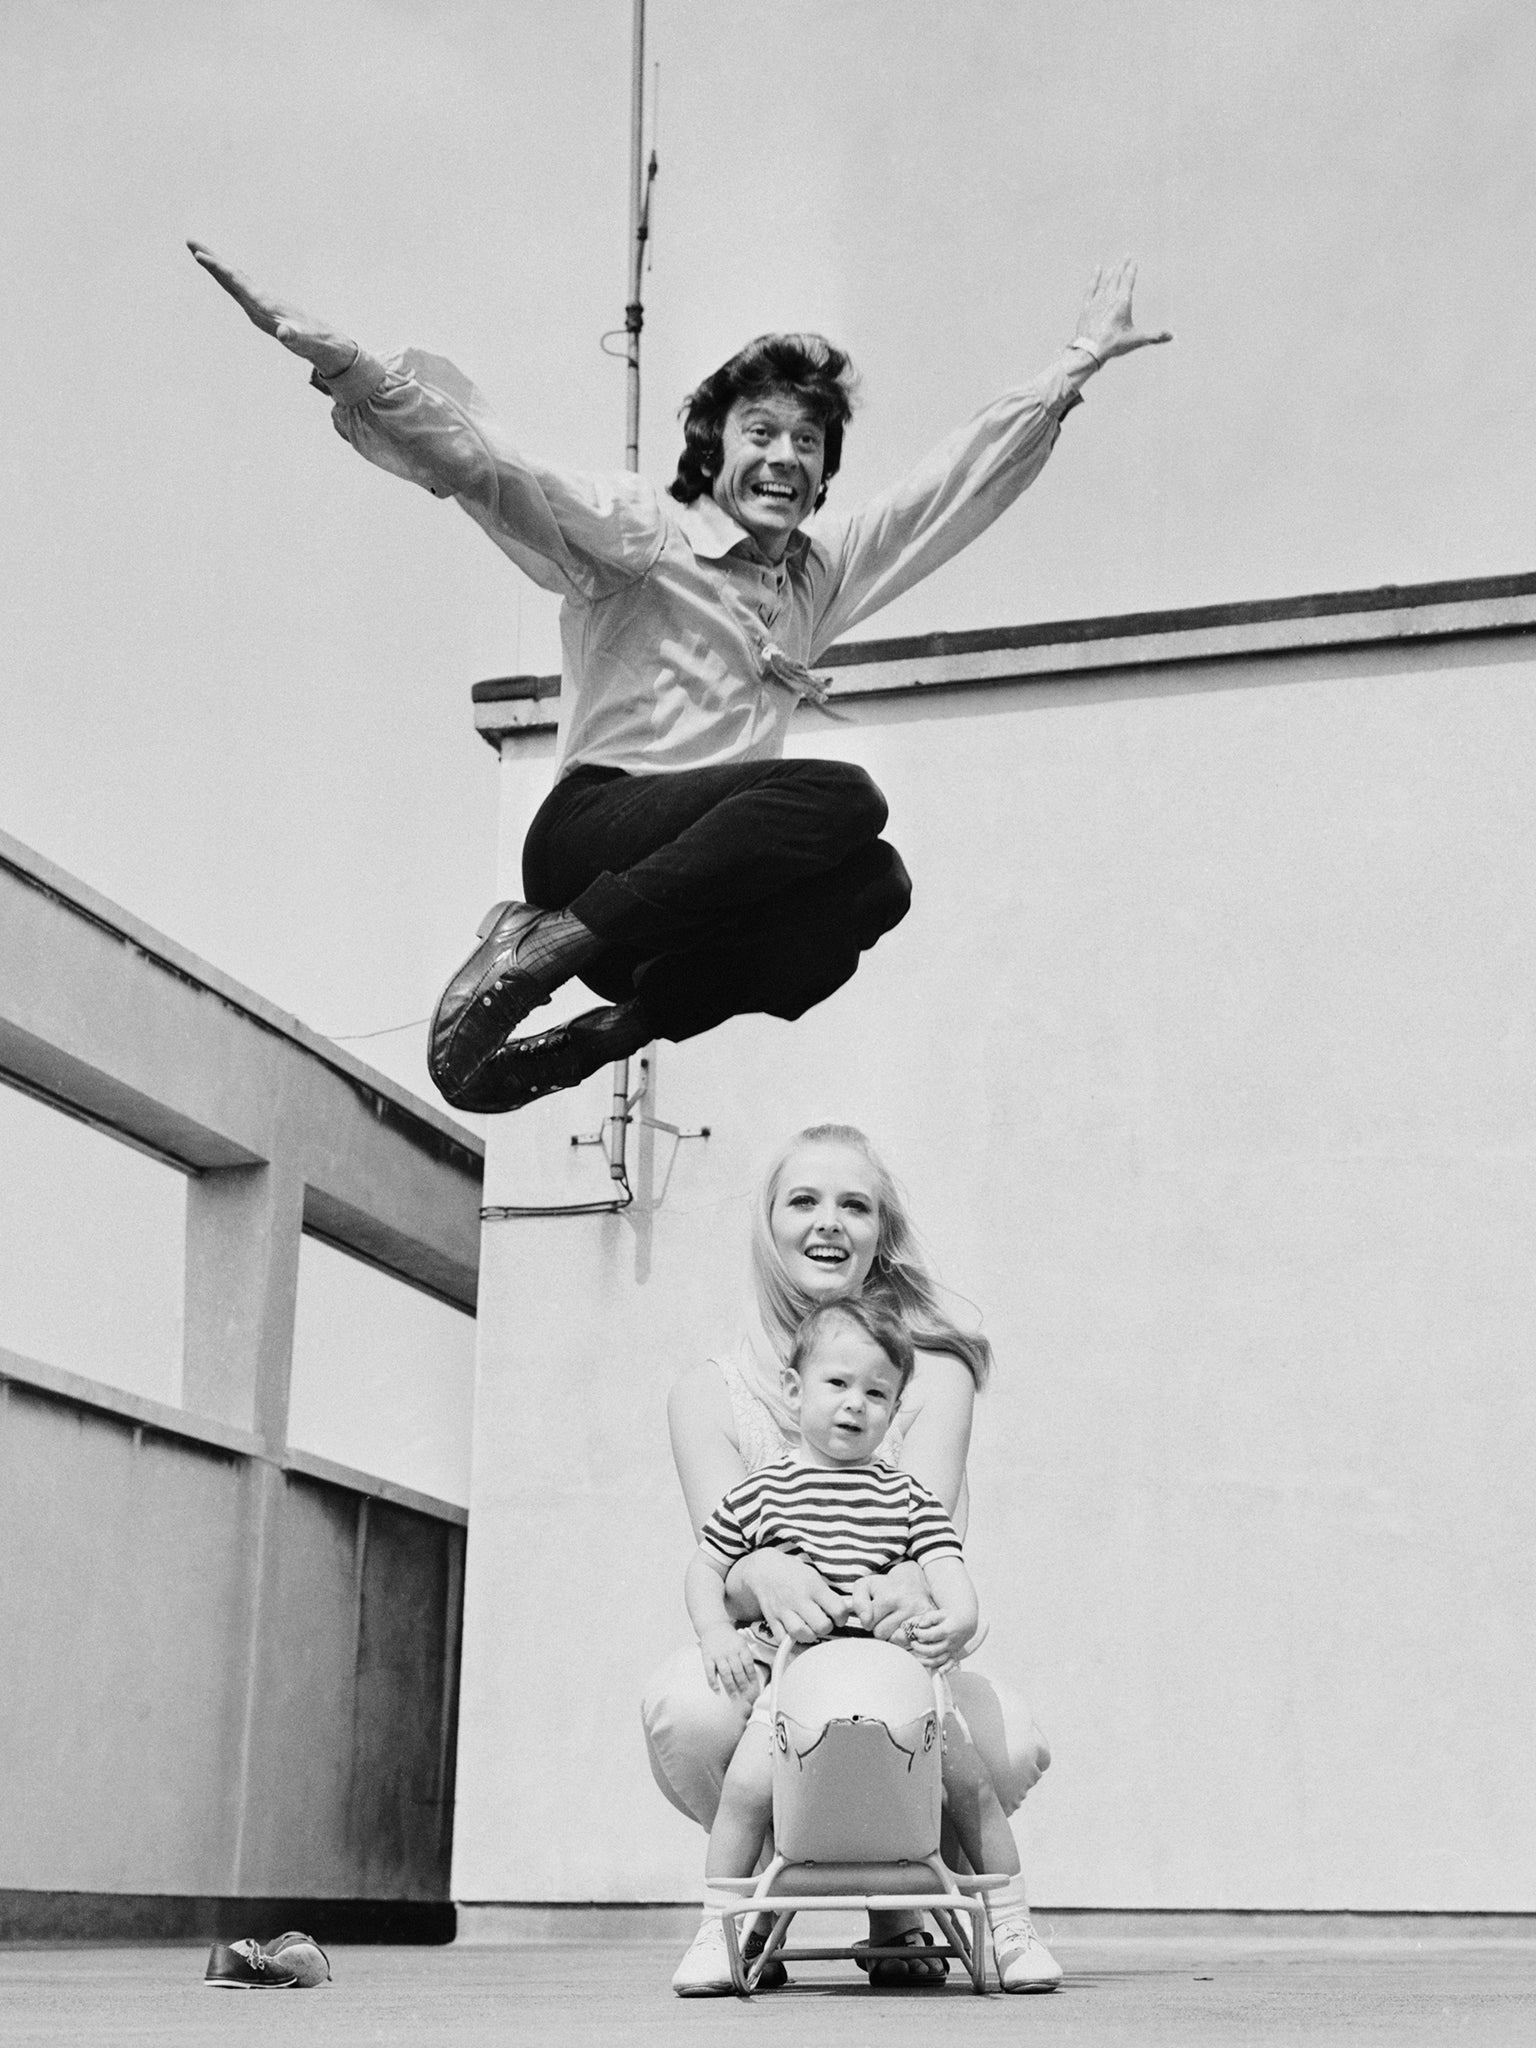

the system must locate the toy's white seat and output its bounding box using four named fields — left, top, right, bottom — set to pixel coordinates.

left=716, top=1635, right=1006, bottom=1995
